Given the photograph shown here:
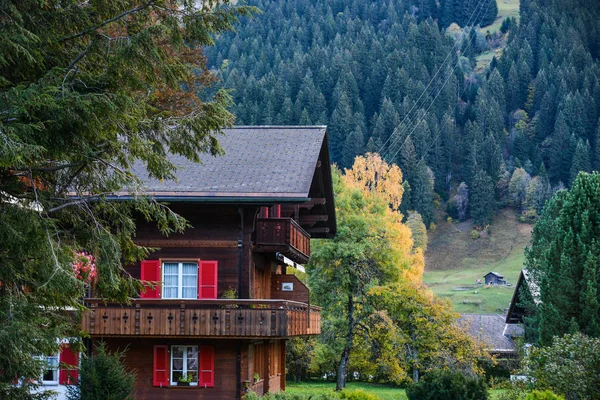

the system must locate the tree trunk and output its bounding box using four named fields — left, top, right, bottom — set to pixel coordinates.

left=336, top=296, right=355, bottom=391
